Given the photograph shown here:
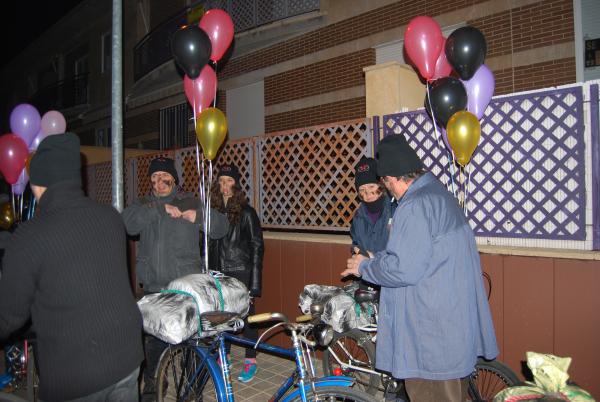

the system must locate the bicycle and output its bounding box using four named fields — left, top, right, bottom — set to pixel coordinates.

left=0, top=339, right=38, bottom=401
left=154, top=310, right=375, bottom=402
left=314, top=286, right=520, bottom=401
